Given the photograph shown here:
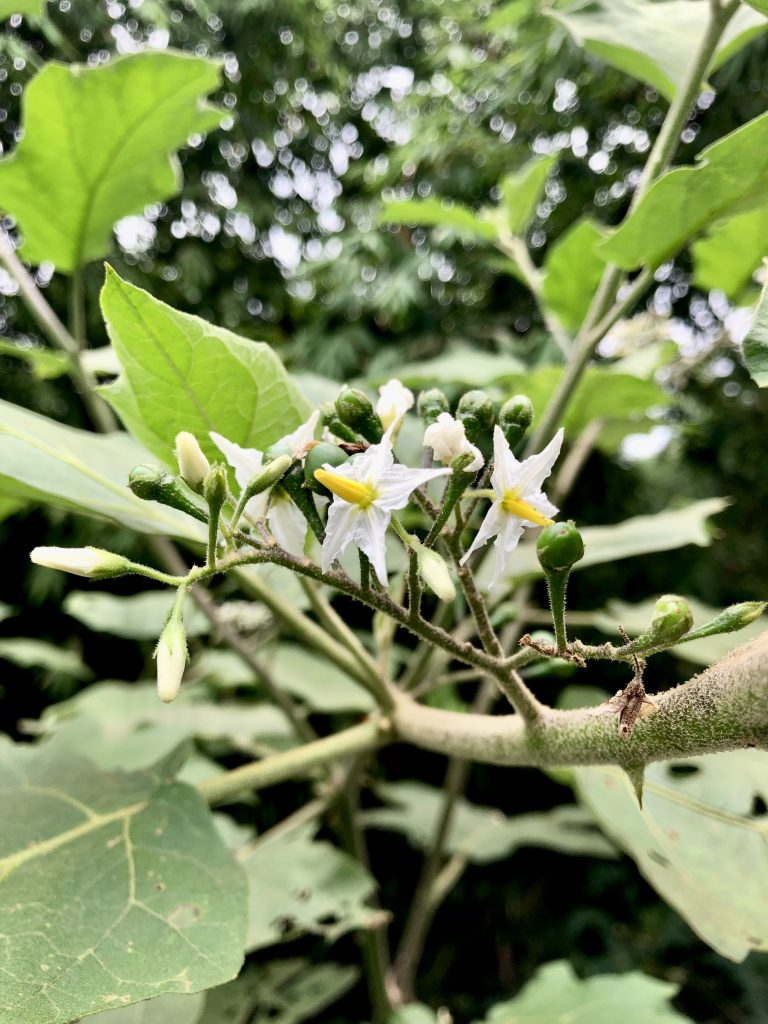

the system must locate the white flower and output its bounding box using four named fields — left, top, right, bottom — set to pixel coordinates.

left=155, top=619, right=187, bottom=704
left=175, top=431, right=210, bottom=489
left=315, top=425, right=451, bottom=585
left=423, top=412, right=483, bottom=472
left=376, top=379, right=414, bottom=429
left=210, top=411, right=320, bottom=555
left=30, top=546, right=128, bottom=578
left=461, top=426, right=564, bottom=587
left=417, top=546, right=456, bottom=602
